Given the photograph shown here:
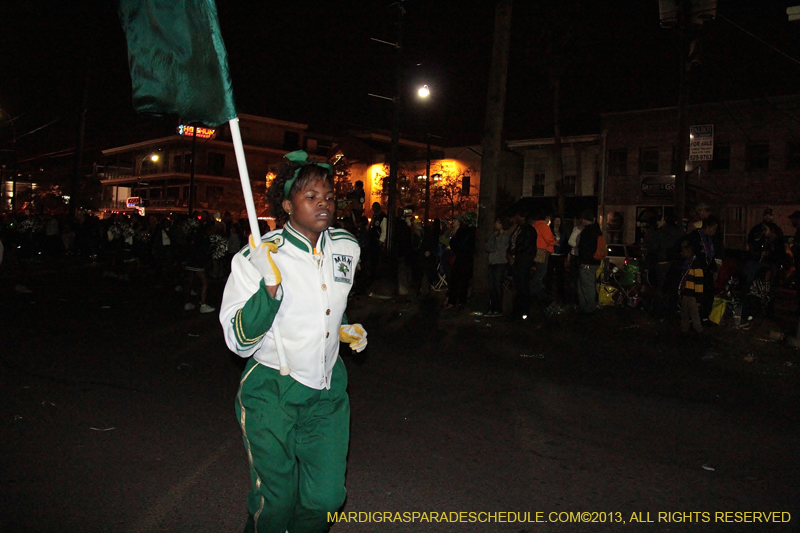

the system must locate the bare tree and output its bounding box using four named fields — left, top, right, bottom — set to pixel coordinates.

left=430, top=163, right=478, bottom=220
